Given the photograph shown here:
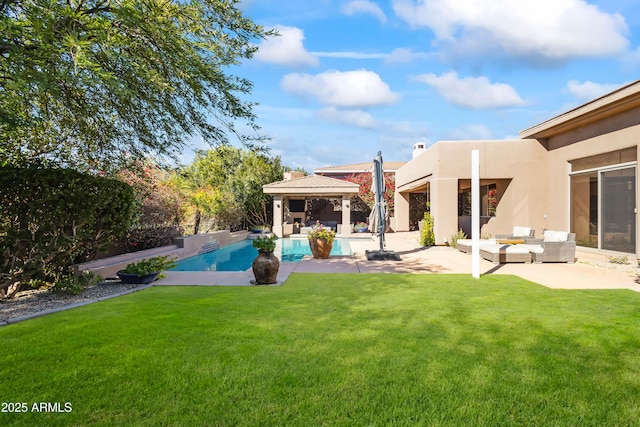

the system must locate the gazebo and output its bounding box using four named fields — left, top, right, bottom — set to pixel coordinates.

left=263, top=175, right=360, bottom=237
